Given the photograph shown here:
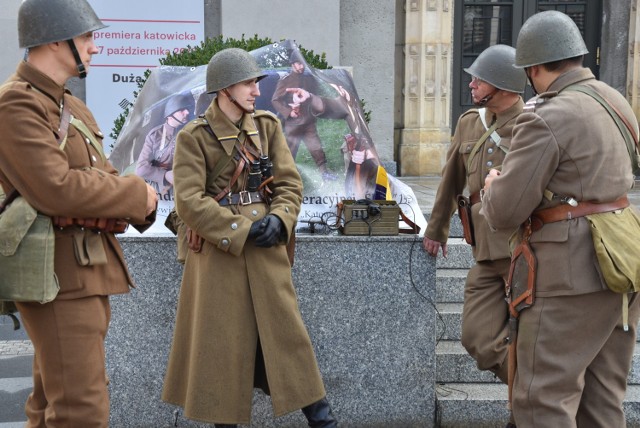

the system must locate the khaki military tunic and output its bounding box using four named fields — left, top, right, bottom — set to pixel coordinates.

left=482, top=67, right=640, bottom=427
left=426, top=99, right=523, bottom=383
left=162, top=99, right=326, bottom=424
left=0, top=61, right=151, bottom=427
